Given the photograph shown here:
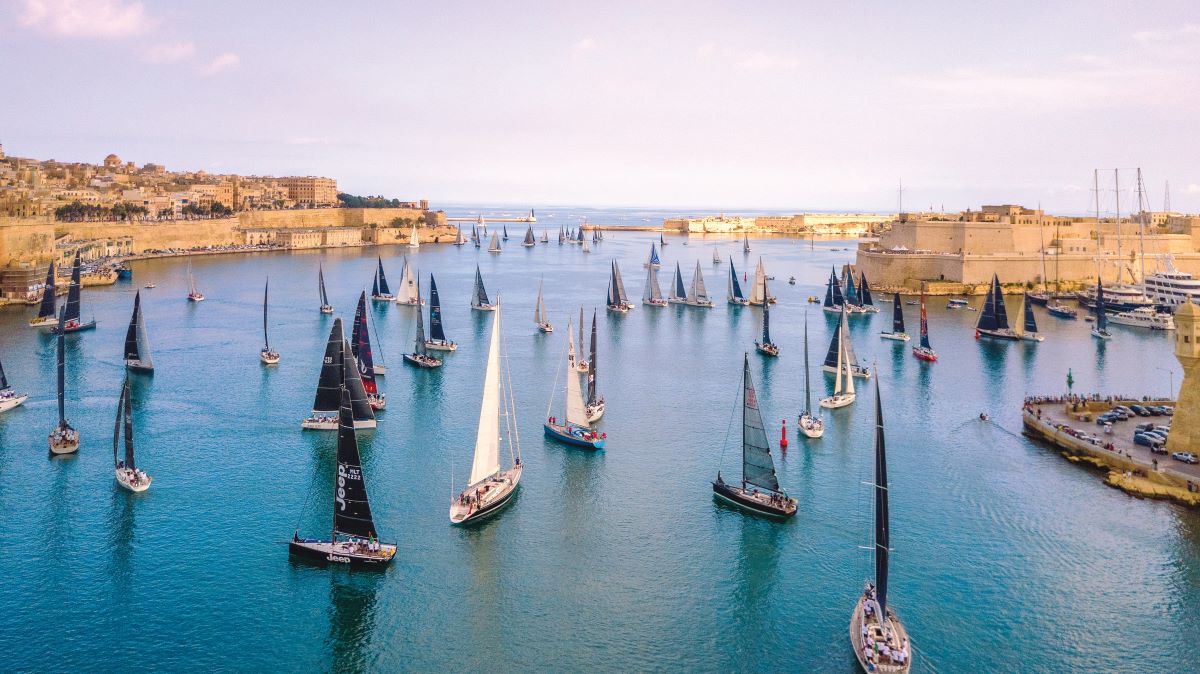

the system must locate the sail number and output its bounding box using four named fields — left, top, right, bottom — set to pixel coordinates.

left=335, top=464, right=363, bottom=511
